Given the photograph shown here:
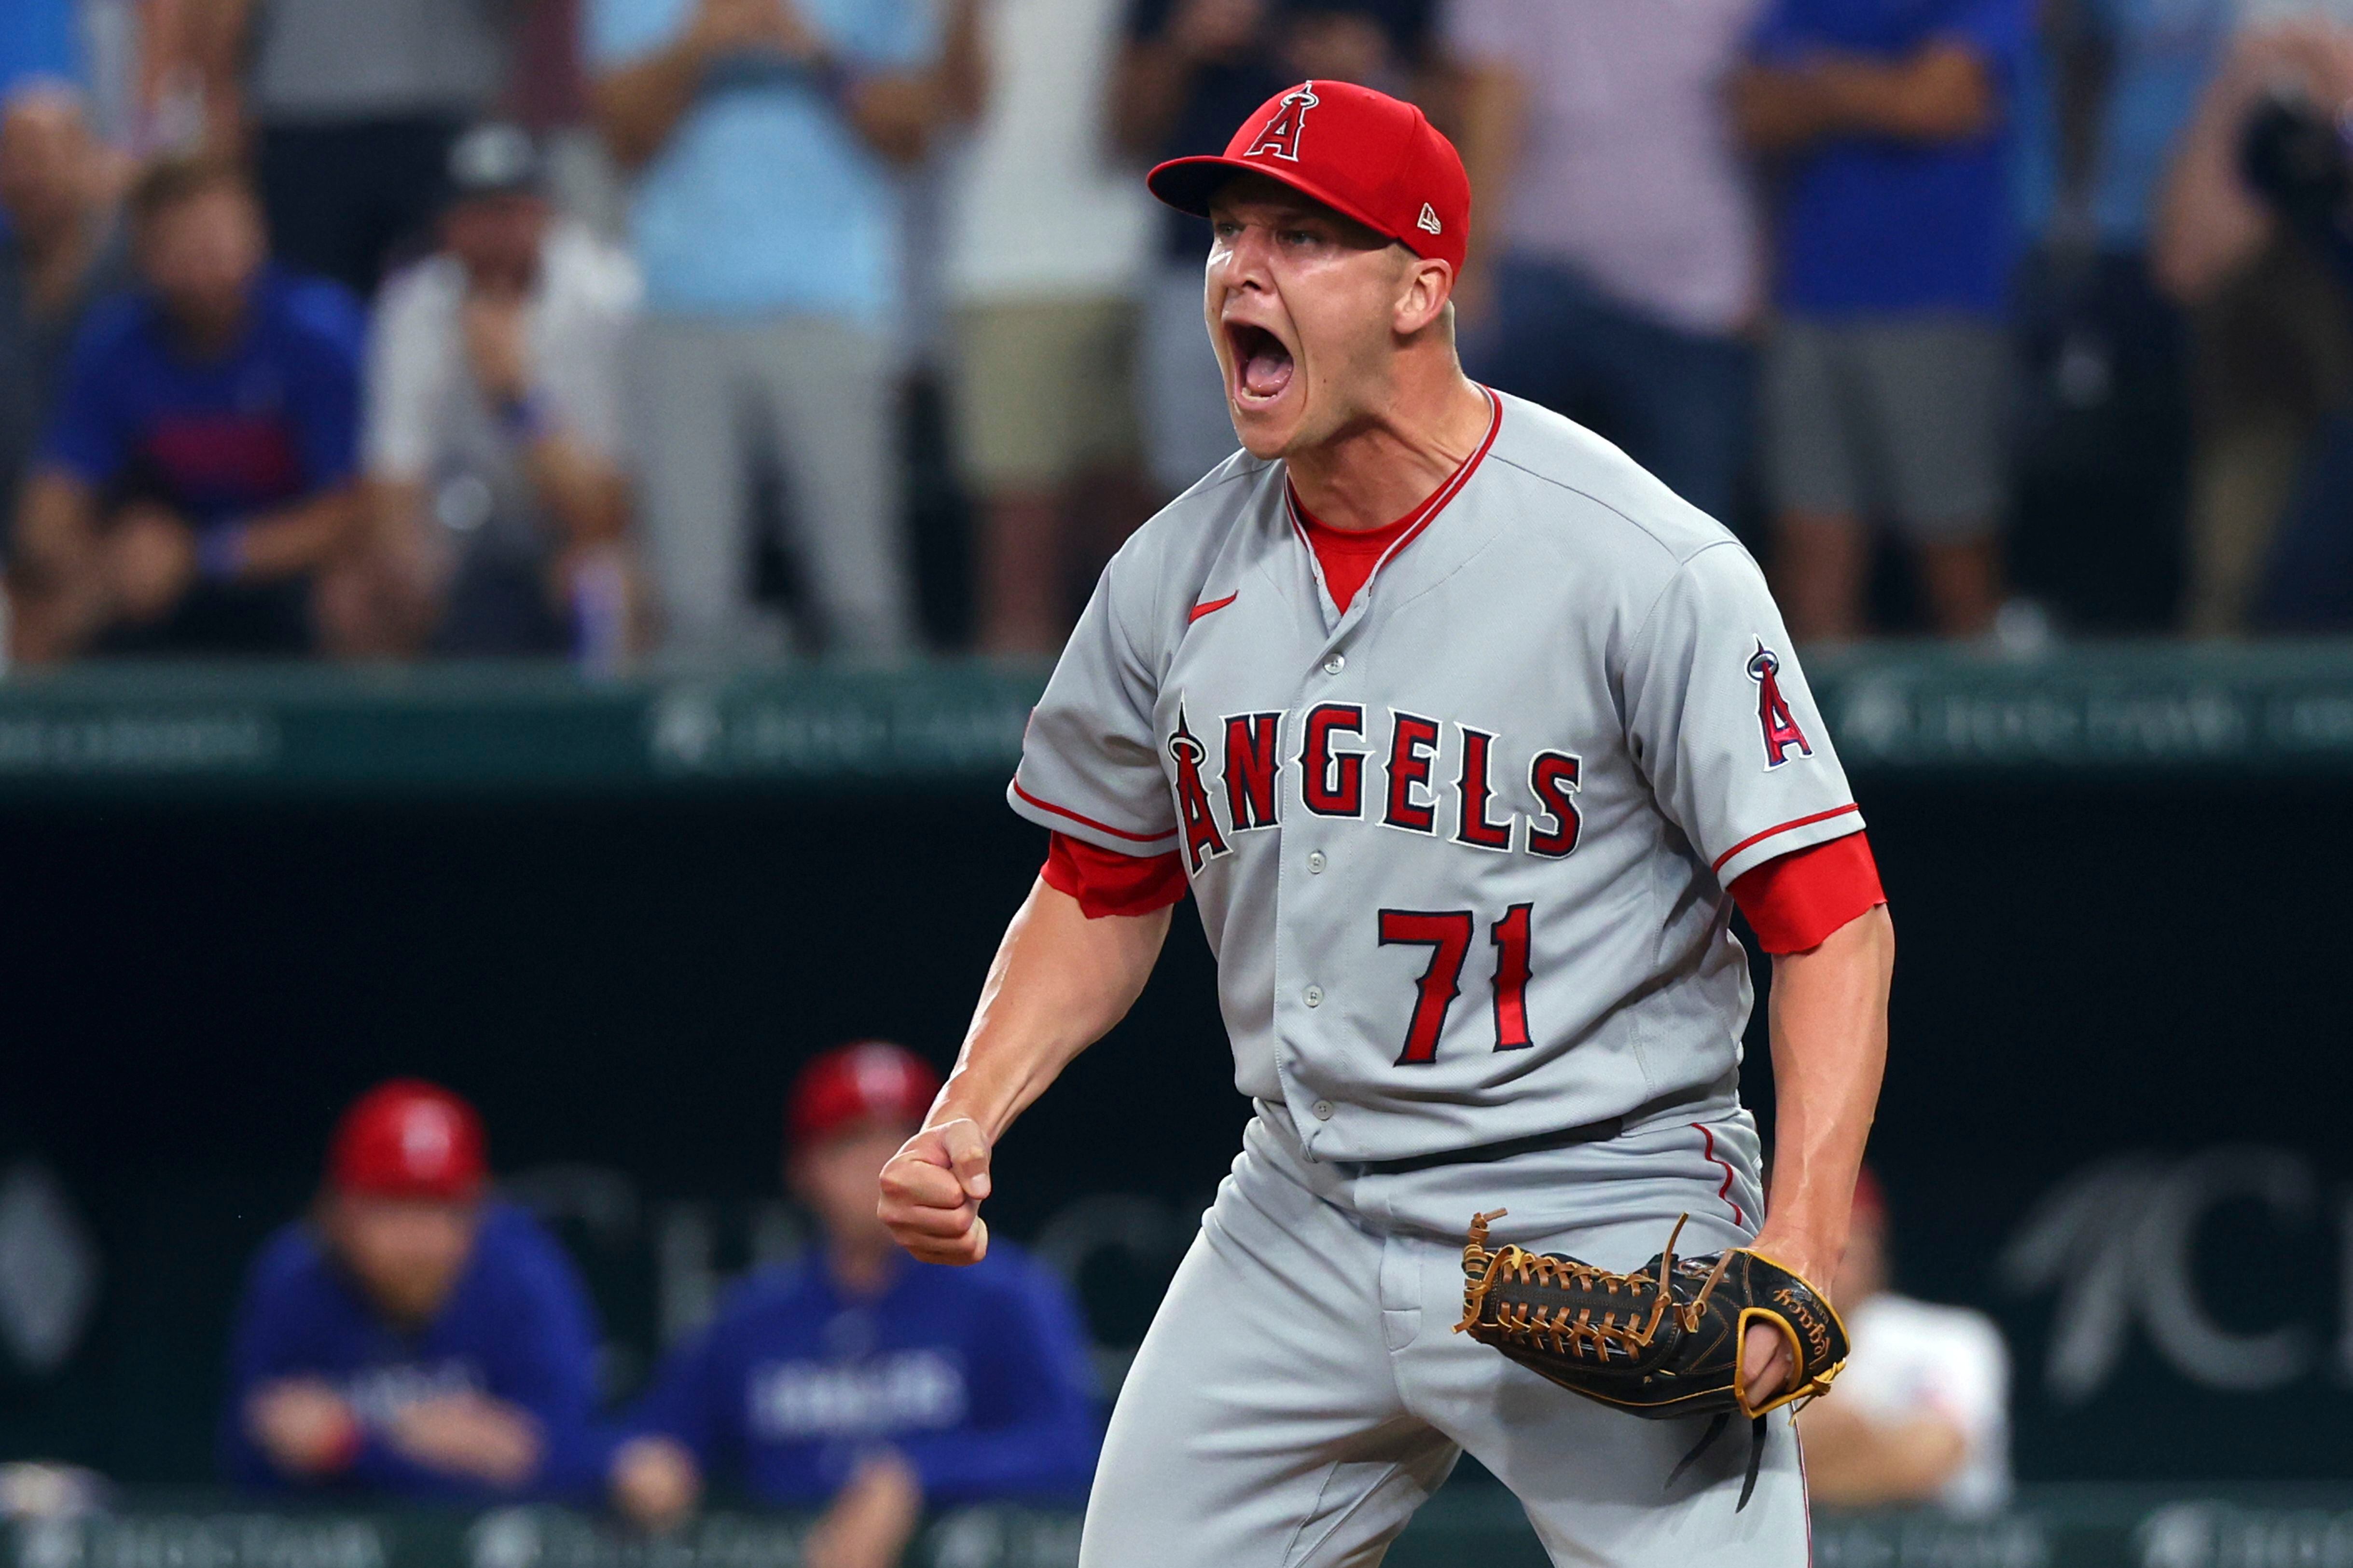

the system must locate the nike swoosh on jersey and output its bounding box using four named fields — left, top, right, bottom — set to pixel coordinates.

left=1189, top=592, right=1240, bottom=622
